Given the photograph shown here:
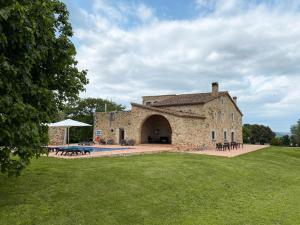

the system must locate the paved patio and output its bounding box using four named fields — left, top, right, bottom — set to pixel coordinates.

left=48, top=144, right=175, bottom=159
left=47, top=144, right=269, bottom=159
left=186, top=144, right=269, bottom=158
